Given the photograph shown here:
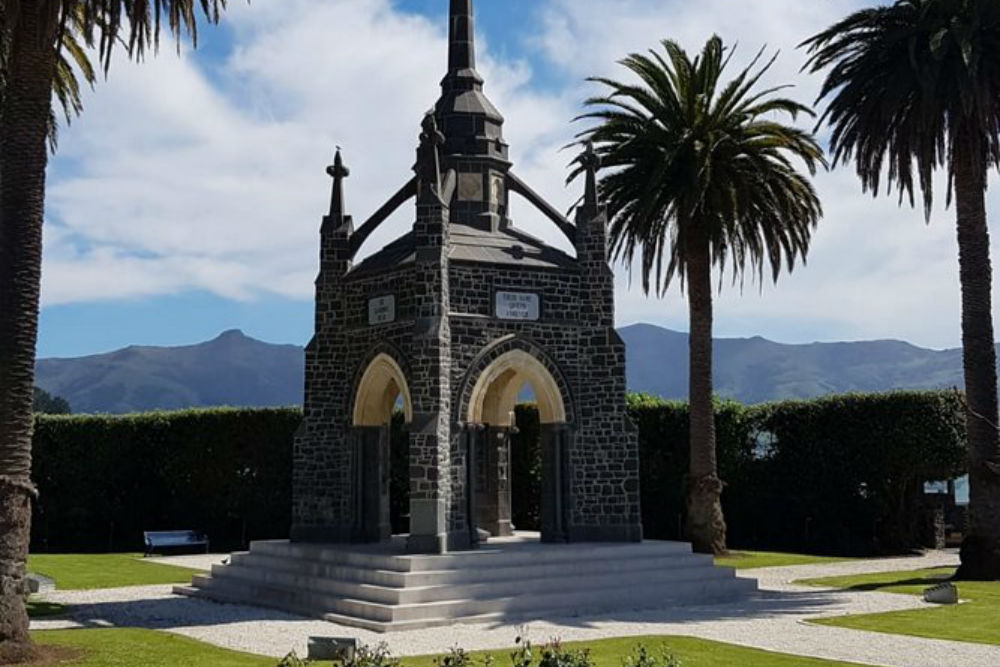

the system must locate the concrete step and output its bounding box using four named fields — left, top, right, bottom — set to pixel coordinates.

left=179, top=571, right=756, bottom=632
left=174, top=538, right=758, bottom=633
left=208, top=559, right=736, bottom=605
left=246, top=539, right=694, bottom=573
left=229, top=549, right=715, bottom=588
